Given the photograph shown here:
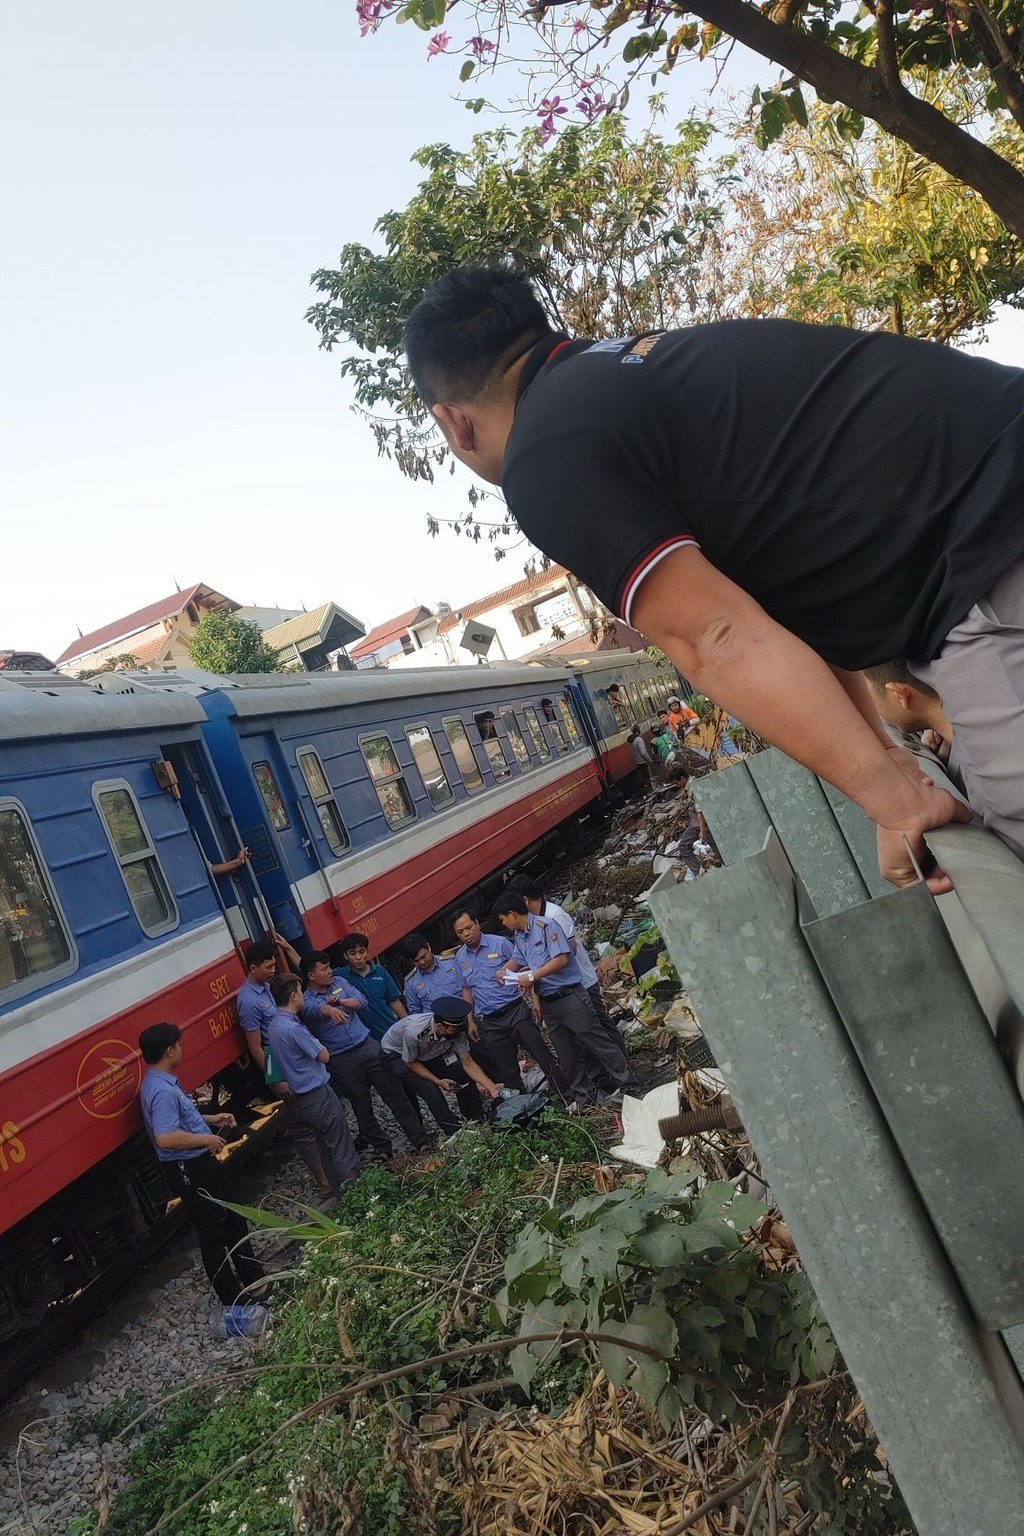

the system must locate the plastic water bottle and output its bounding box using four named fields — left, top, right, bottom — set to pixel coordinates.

left=209, top=1303, right=269, bottom=1339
